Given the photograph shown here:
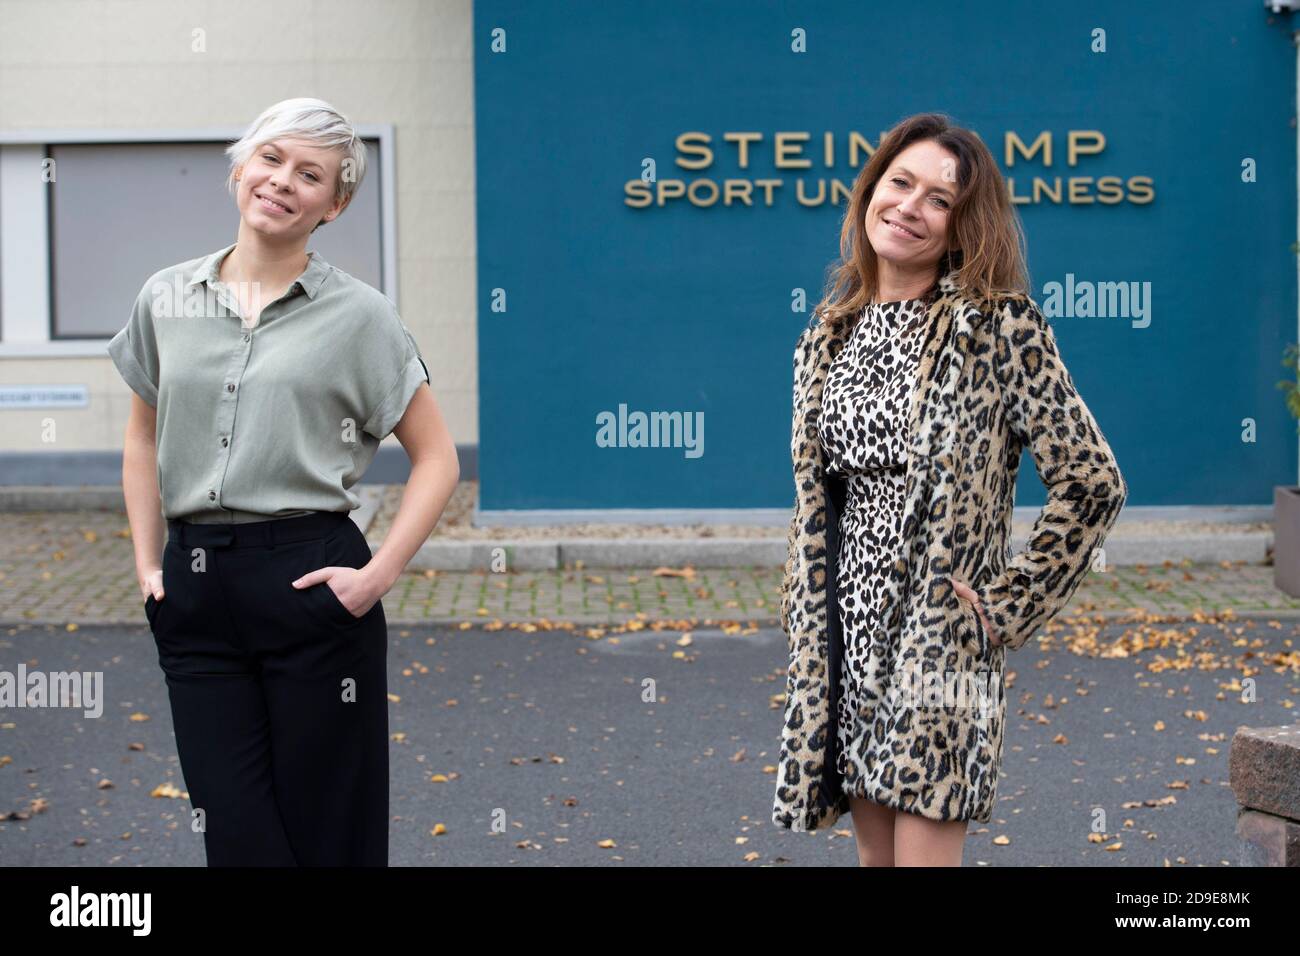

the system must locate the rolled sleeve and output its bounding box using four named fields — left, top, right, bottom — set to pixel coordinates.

left=107, top=284, right=160, bottom=407
left=362, top=311, right=431, bottom=440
